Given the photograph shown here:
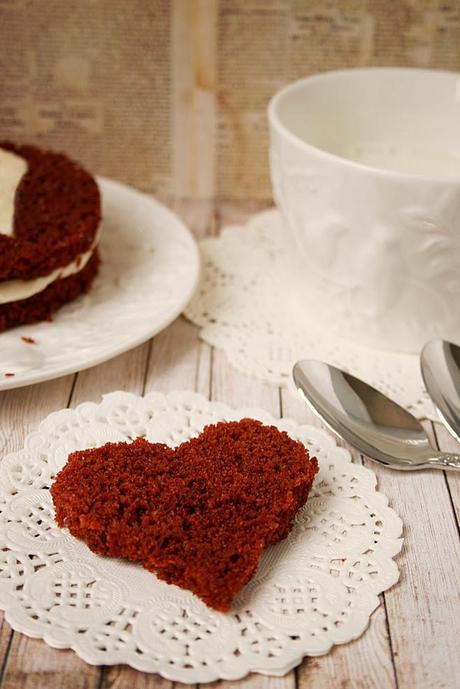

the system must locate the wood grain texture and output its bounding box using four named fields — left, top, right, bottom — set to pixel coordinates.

left=297, top=607, right=396, bottom=689
left=209, top=349, right=292, bottom=689
left=432, top=423, right=460, bottom=526
left=71, top=343, right=151, bottom=405
left=1, top=638, right=100, bottom=689
left=101, top=200, right=214, bottom=689
left=205, top=196, right=294, bottom=689
left=0, top=376, right=101, bottom=689
left=362, top=425, right=460, bottom=689
left=205, top=673, right=295, bottom=689
left=0, top=200, right=459, bottom=689
left=74, top=347, right=174, bottom=689
left=280, top=391, right=398, bottom=689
